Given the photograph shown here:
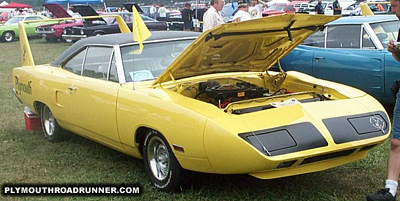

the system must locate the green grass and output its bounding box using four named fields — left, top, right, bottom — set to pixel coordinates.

left=0, top=38, right=394, bottom=201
